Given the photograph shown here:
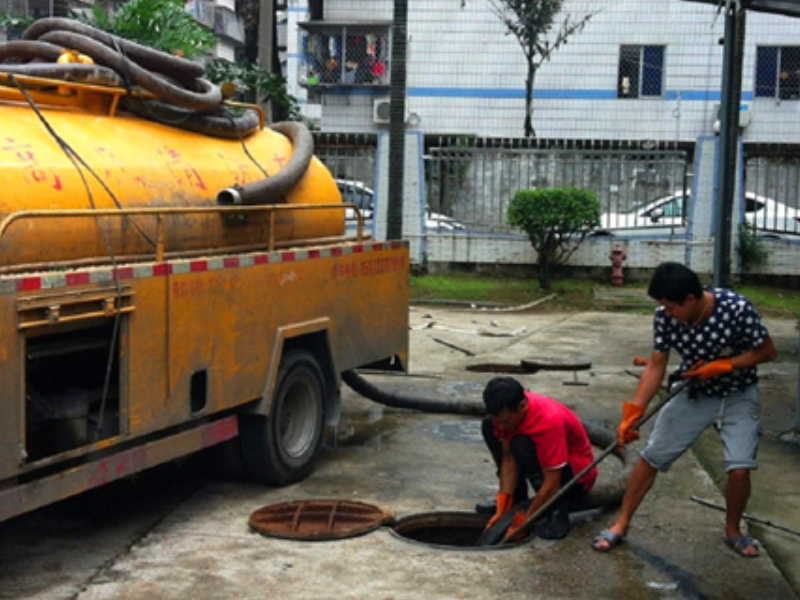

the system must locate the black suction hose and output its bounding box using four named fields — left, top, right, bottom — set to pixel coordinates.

left=23, top=17, right=204, bottom=83
left=0, top=39, right=63, bottom=62
left=217, top=121, right=314, bottom=205
left=0, top=62, right=122, bottom=85
left=341, top=369, right=485, bottom=416
left=37, top=31, right=221, bottom=110
left=123, top=97, right=261, bottom=139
